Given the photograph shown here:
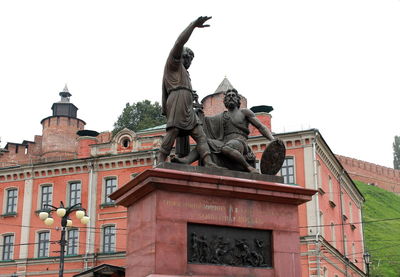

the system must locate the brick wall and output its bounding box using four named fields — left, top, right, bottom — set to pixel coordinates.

left=201, top=92, right=247, bottom=117
left=336, top=155, right=400, bottom=194
left=0, top=136, right=43, bottom=167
